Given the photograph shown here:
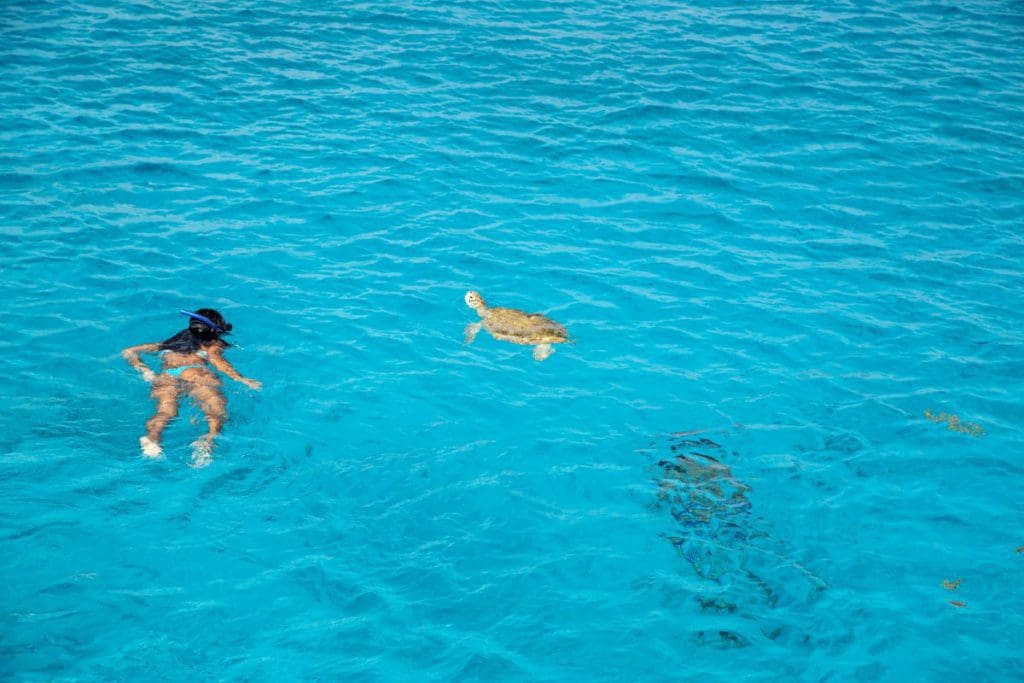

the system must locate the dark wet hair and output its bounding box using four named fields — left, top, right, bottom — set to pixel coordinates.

left=159, top=308, right=232, bottom=353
